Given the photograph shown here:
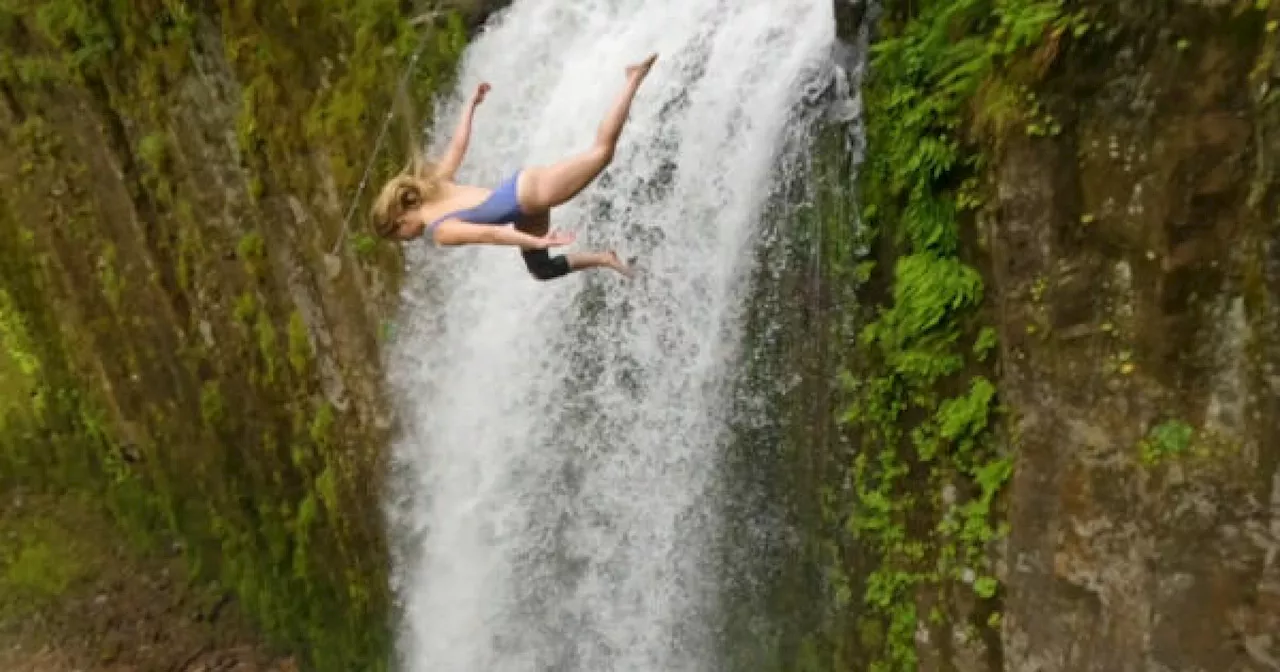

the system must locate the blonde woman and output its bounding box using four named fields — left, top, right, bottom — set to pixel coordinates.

left=370, top=53, right=659, bottom=281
